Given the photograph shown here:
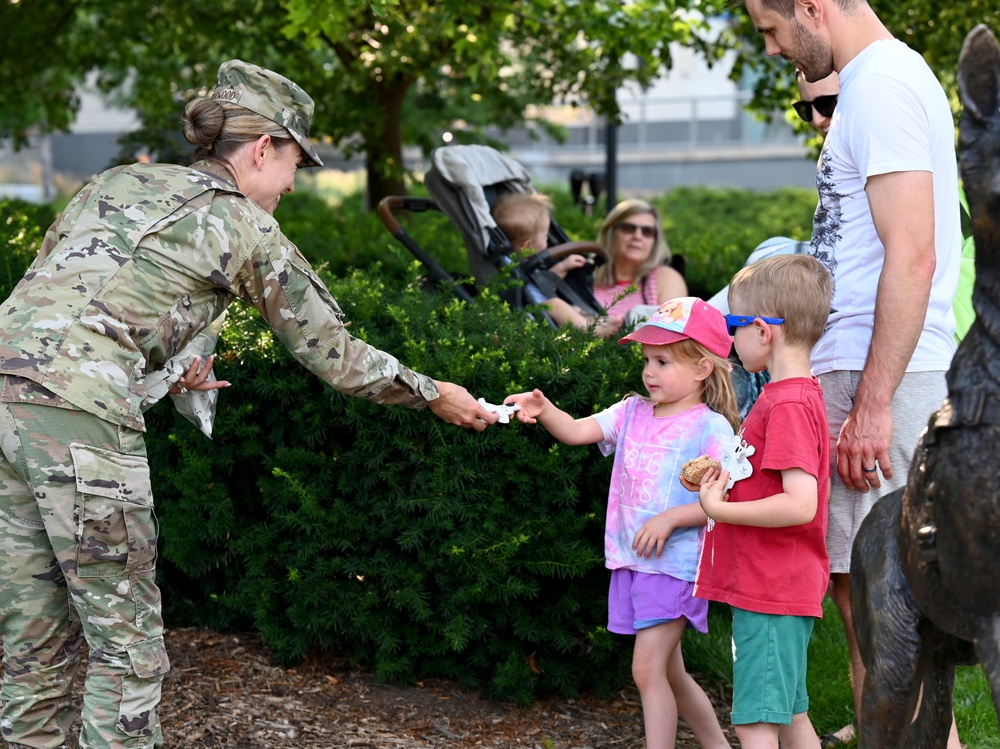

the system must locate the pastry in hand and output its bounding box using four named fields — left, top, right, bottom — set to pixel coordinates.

left=681, top=454, right=721, bottom=484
